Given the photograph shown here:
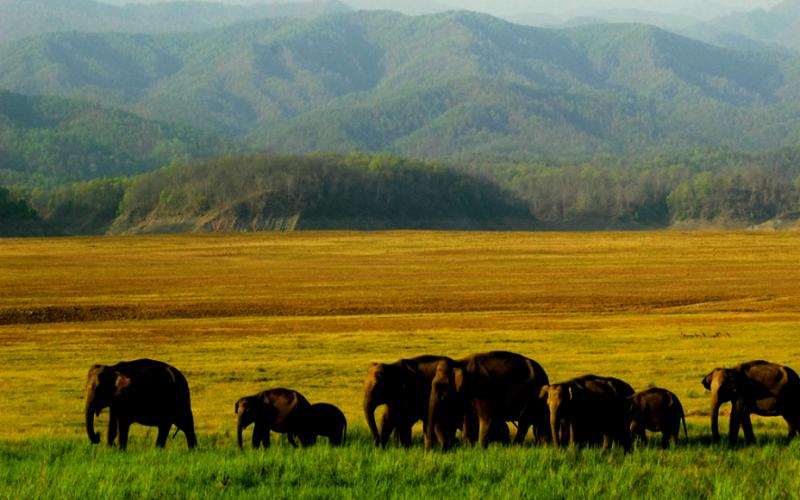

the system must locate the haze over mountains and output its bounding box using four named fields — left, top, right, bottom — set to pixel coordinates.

left=0, top=0, right=351, bottom=43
